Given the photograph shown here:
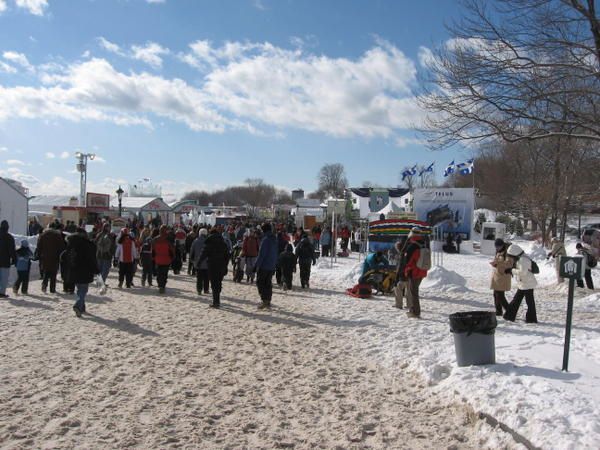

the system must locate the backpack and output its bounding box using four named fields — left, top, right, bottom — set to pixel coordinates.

left=530, top=259, right=540, bottom=274
left=97, top=234, right=112, bottom=256
left=416, top=245, right=432, bottom=271
left=587, top=253, right=598, bottom=268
